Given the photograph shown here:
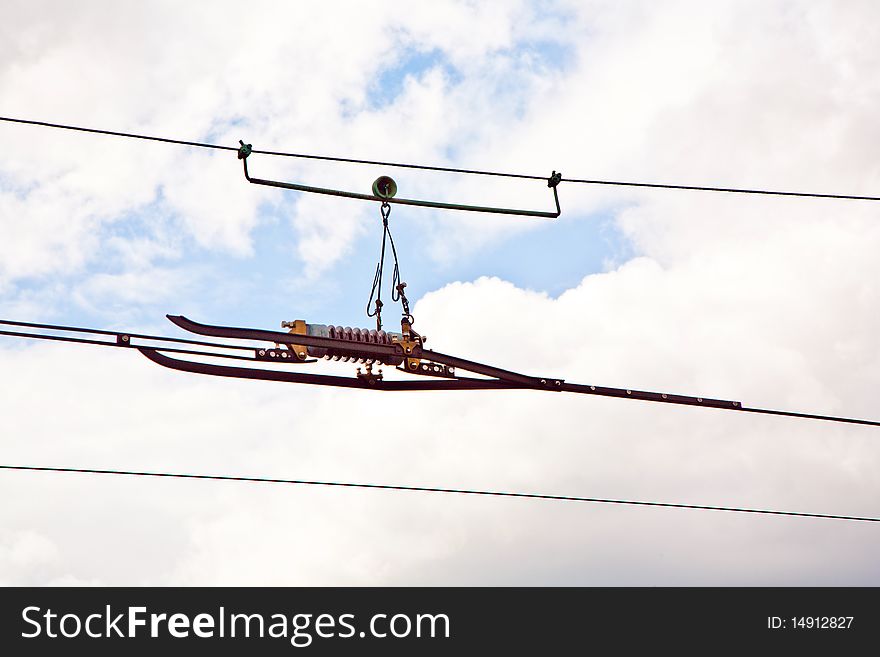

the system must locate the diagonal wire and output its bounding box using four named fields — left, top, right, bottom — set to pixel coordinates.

left=0, top=115, right=237, bottom=153
left=0, top=465, right=877, bottom=523
left=3, top=115, right=880, bottom=201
